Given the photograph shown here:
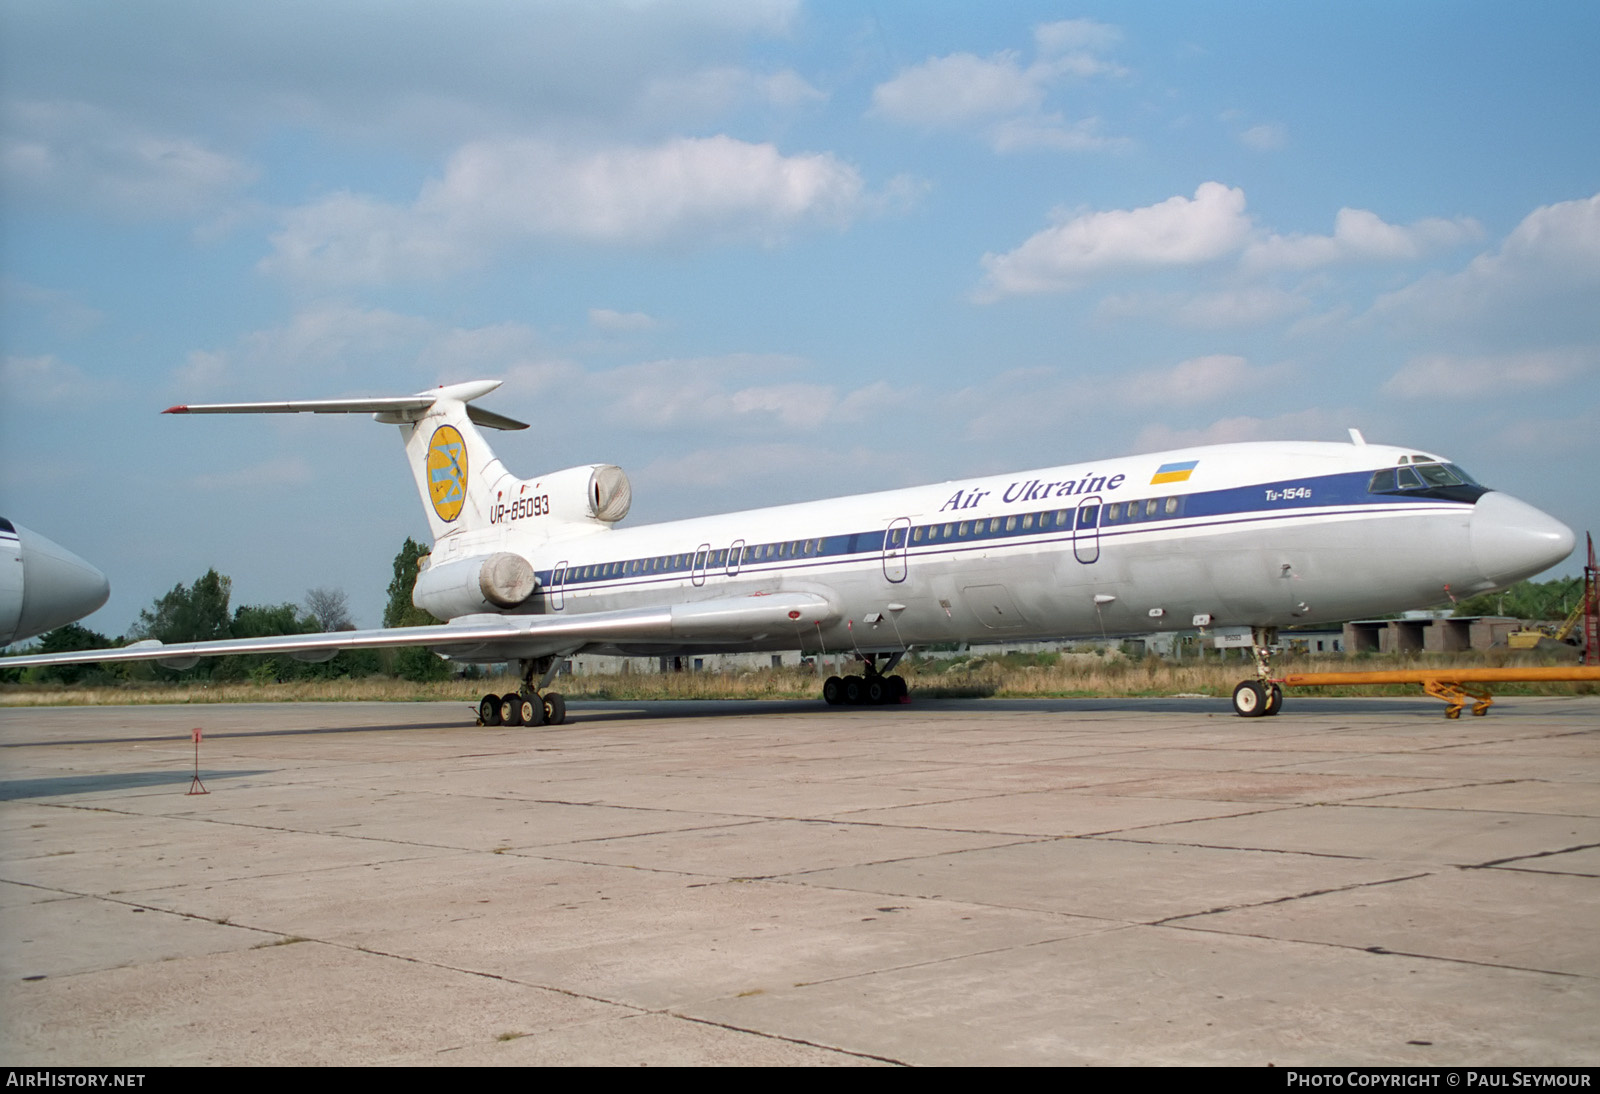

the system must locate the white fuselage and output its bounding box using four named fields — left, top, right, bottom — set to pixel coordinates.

left=419, top=440, right=1570, bottom=661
